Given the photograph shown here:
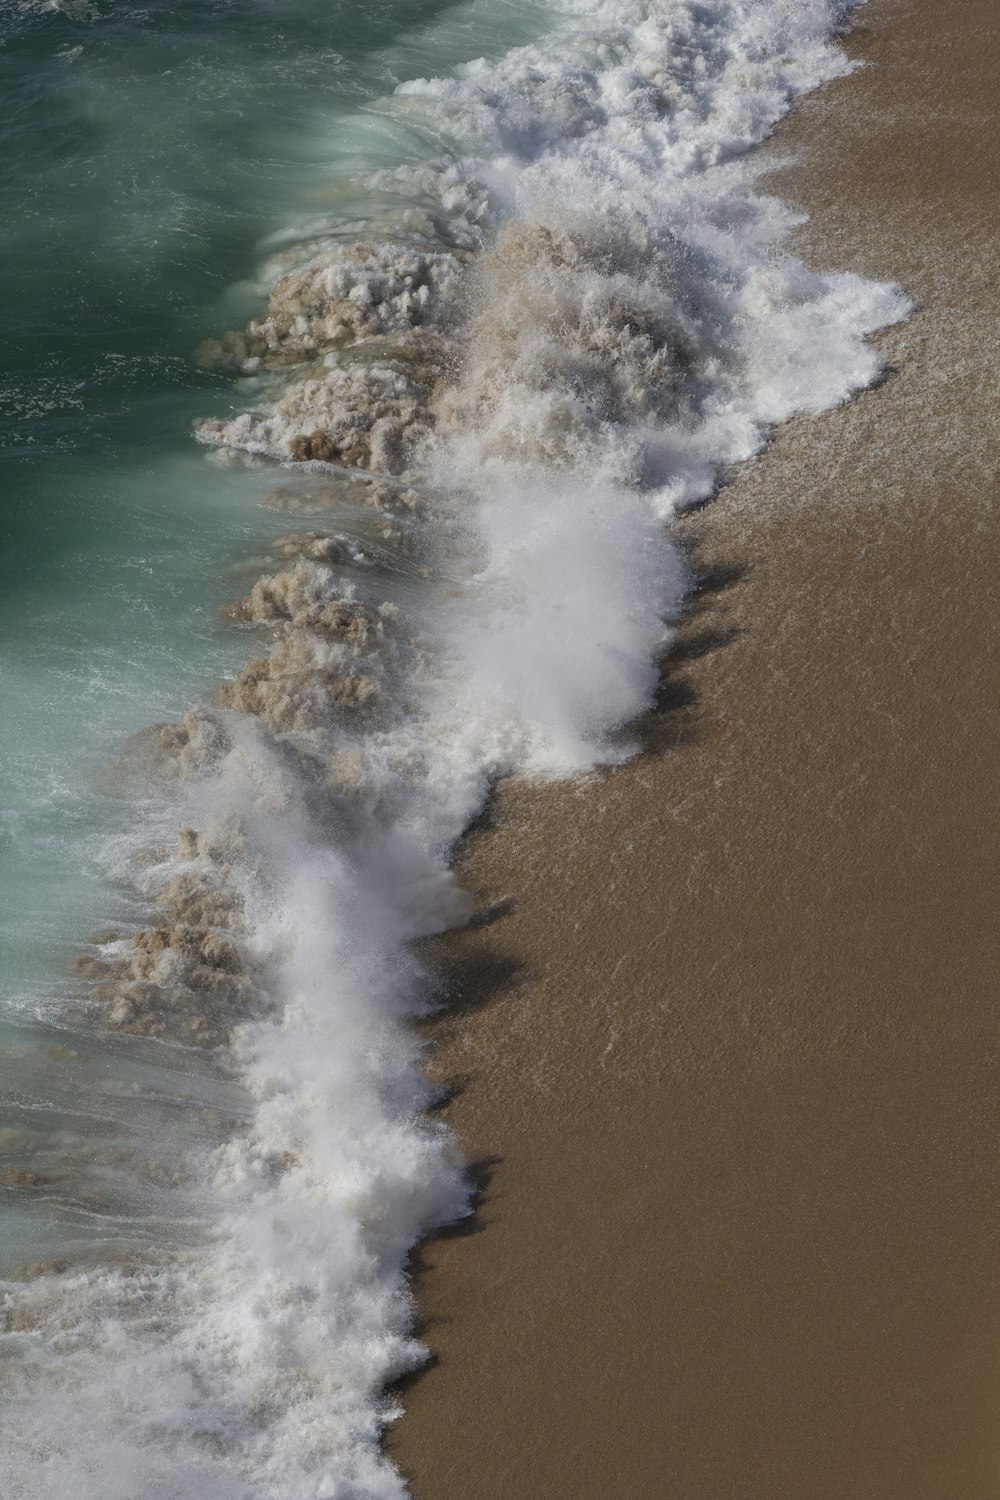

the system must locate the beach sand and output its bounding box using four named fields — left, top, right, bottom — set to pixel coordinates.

left=388, top=1, right=1000, bottom=1495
